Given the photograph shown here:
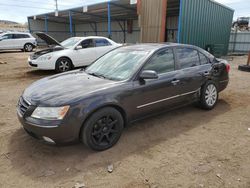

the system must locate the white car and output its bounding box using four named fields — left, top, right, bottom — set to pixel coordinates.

left=28, top=32, right=121, bottom=73
left=0, top=32, right=37, bottom=52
